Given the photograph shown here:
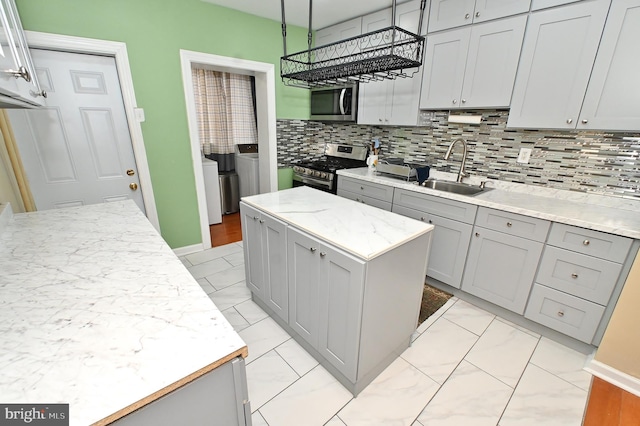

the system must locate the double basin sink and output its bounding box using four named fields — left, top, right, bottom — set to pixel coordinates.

left=417, top=178, right=490, bottom=196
